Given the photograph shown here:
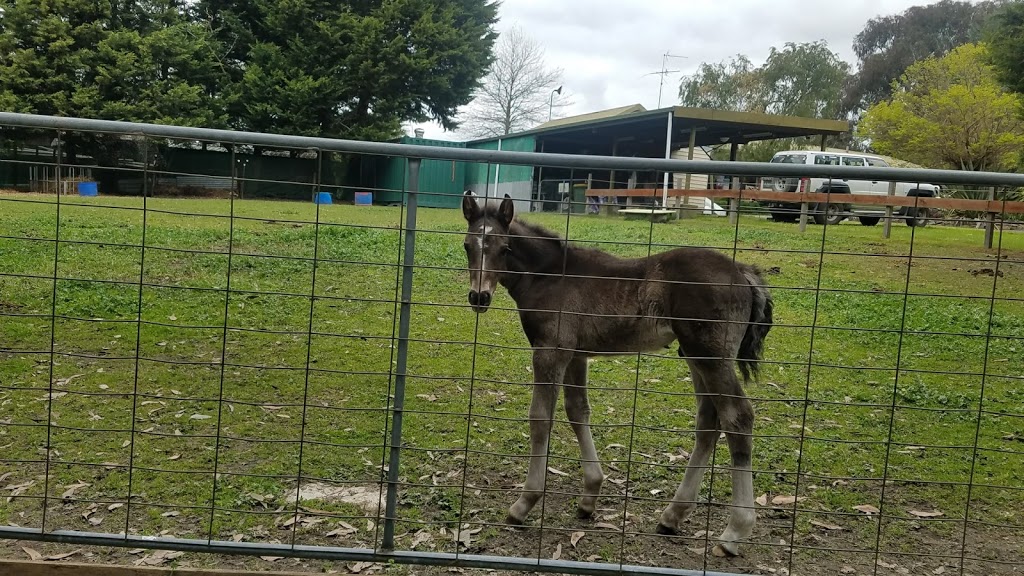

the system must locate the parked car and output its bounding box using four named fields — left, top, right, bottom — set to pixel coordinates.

left=758, top=150, right=941, bottom=227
